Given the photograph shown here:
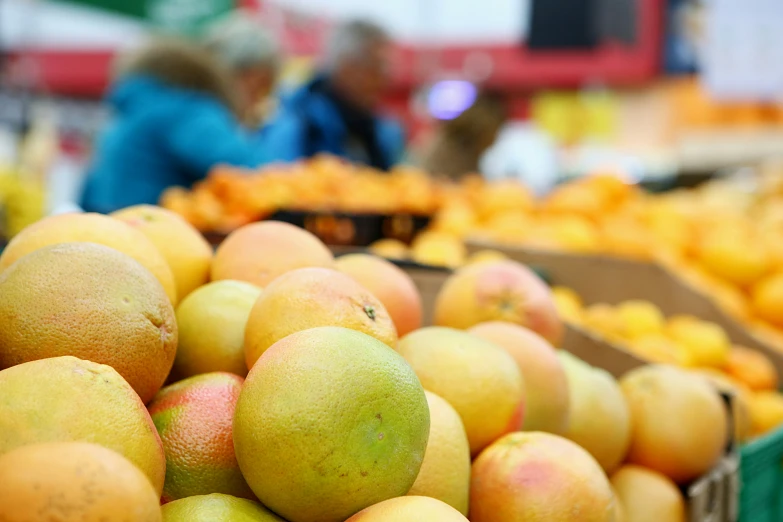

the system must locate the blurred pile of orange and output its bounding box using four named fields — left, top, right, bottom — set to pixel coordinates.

left=669, top=77, right=783, bottom=130
left=415, top=171, right=783, bottom=349
left=552, top=288, right=783, bottom=439
left=161, top=156, right=445, bottom=233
